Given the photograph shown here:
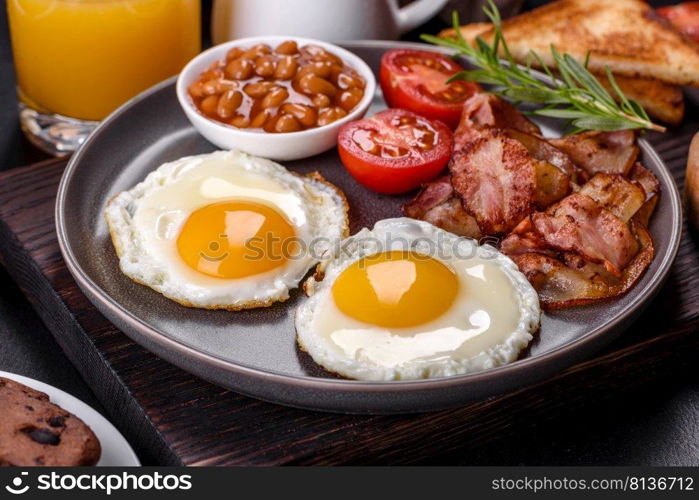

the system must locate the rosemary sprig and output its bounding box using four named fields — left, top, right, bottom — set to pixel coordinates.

left=421, top=0, right=665, bottom=133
